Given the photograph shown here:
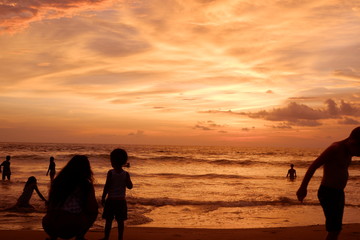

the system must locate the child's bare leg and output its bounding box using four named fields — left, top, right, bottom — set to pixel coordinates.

left=101, top=218, right=113, bottom=240
left=117, top=220, right=124, bottom=240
